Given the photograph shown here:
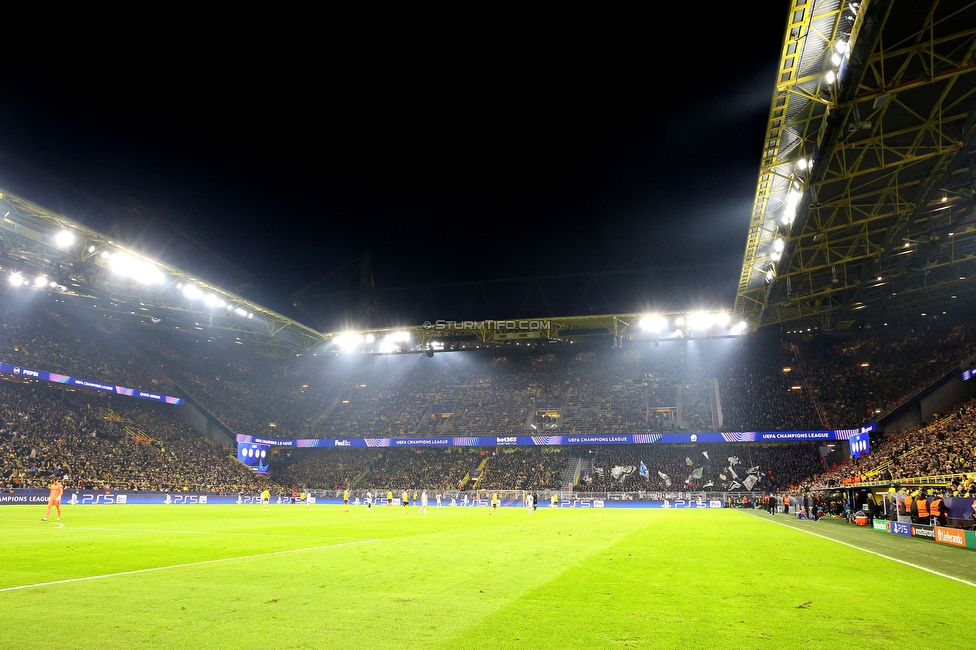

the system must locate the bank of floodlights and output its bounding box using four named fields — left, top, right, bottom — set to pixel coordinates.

left=177, top=282, right=254, bottom=319
left=636, top=311, right=744, bottom=339
left=378, top=331, right=411, bottom=354
left=824, top=38, right=849, bottom=87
